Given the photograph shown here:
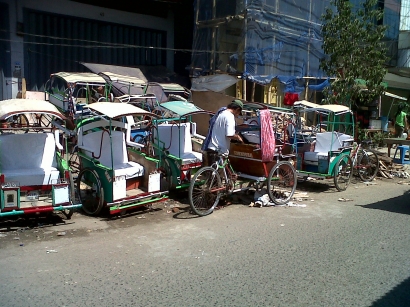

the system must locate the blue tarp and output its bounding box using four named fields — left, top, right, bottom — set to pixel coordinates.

left=191, top=0, right=330, bottom=85
left=246, top=74, right=305, bottom=93
left=308, top=79, right=330, bottom=91
left=191, top=0, right=400, bottom=88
